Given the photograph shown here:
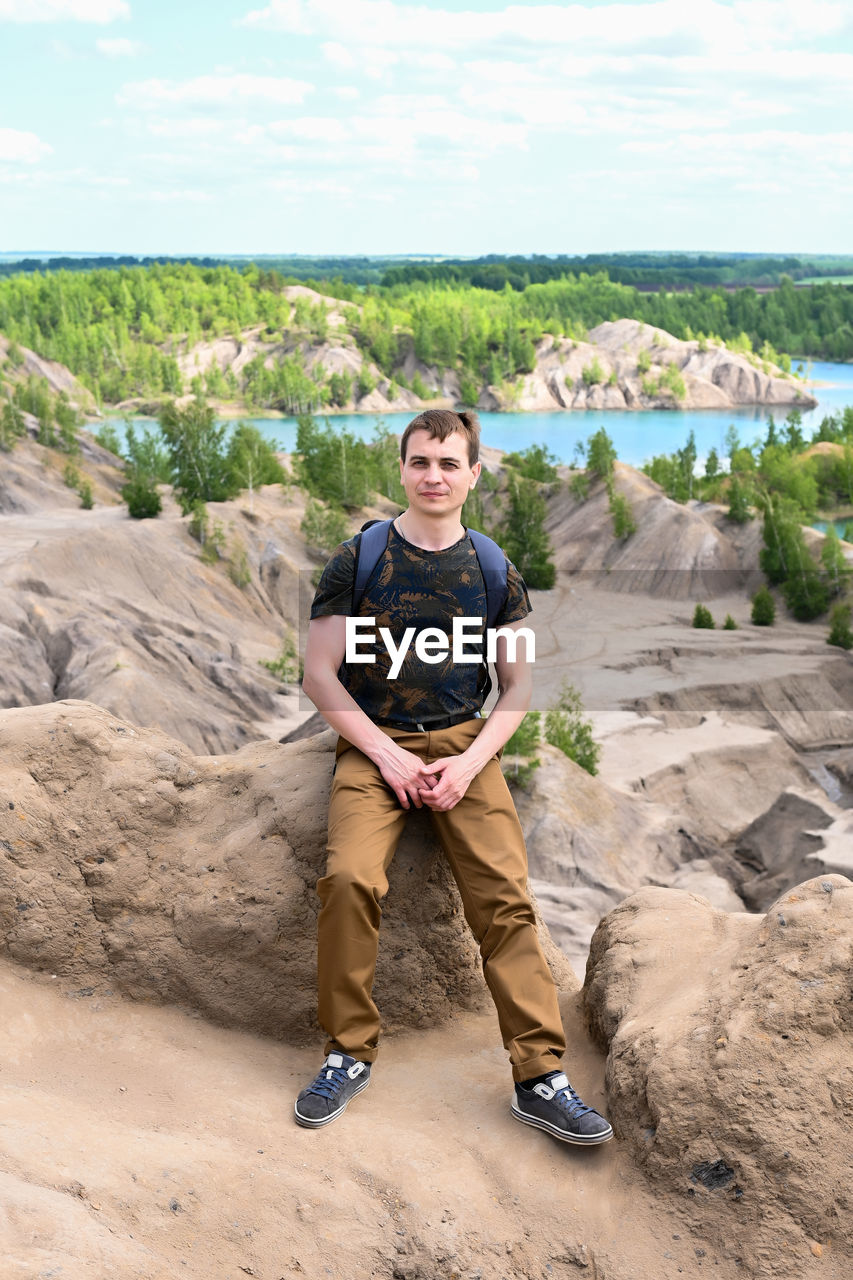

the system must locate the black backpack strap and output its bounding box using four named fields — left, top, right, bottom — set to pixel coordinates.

left=352, top=518, right=394, bottom=614
left=469, top=529, right=509, bottom=630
